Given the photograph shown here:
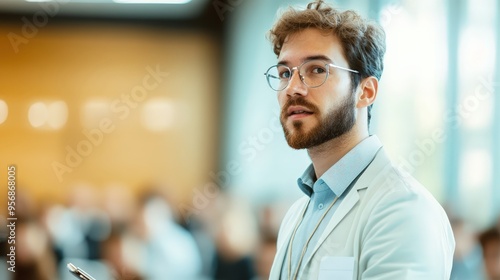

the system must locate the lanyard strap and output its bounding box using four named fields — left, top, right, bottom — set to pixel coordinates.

left=287, top=195, right=340, bottom=280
